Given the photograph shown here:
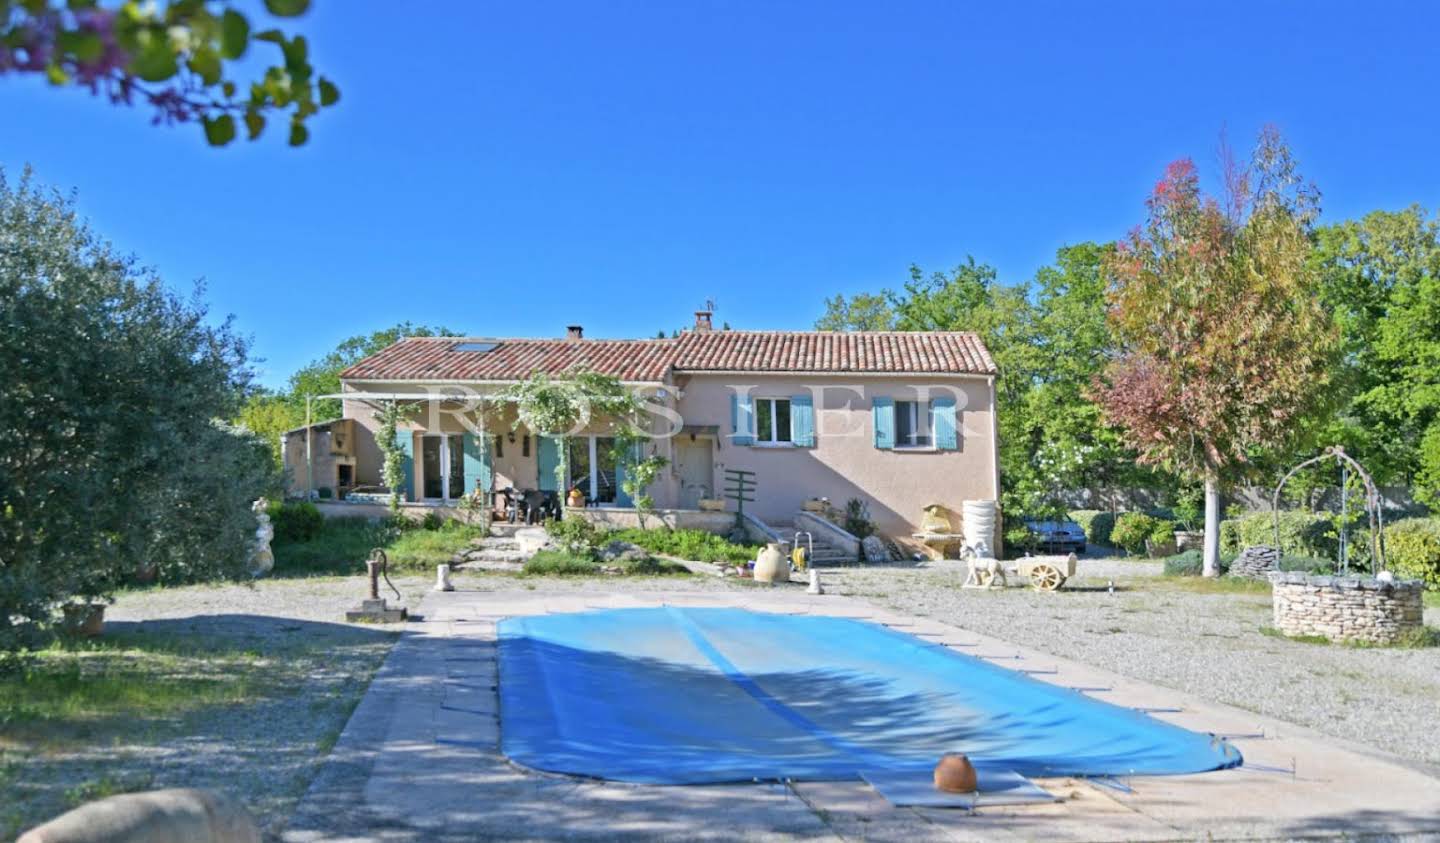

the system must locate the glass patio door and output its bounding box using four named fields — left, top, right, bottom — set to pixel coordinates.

left=421, top=435, right=464, bottom=500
